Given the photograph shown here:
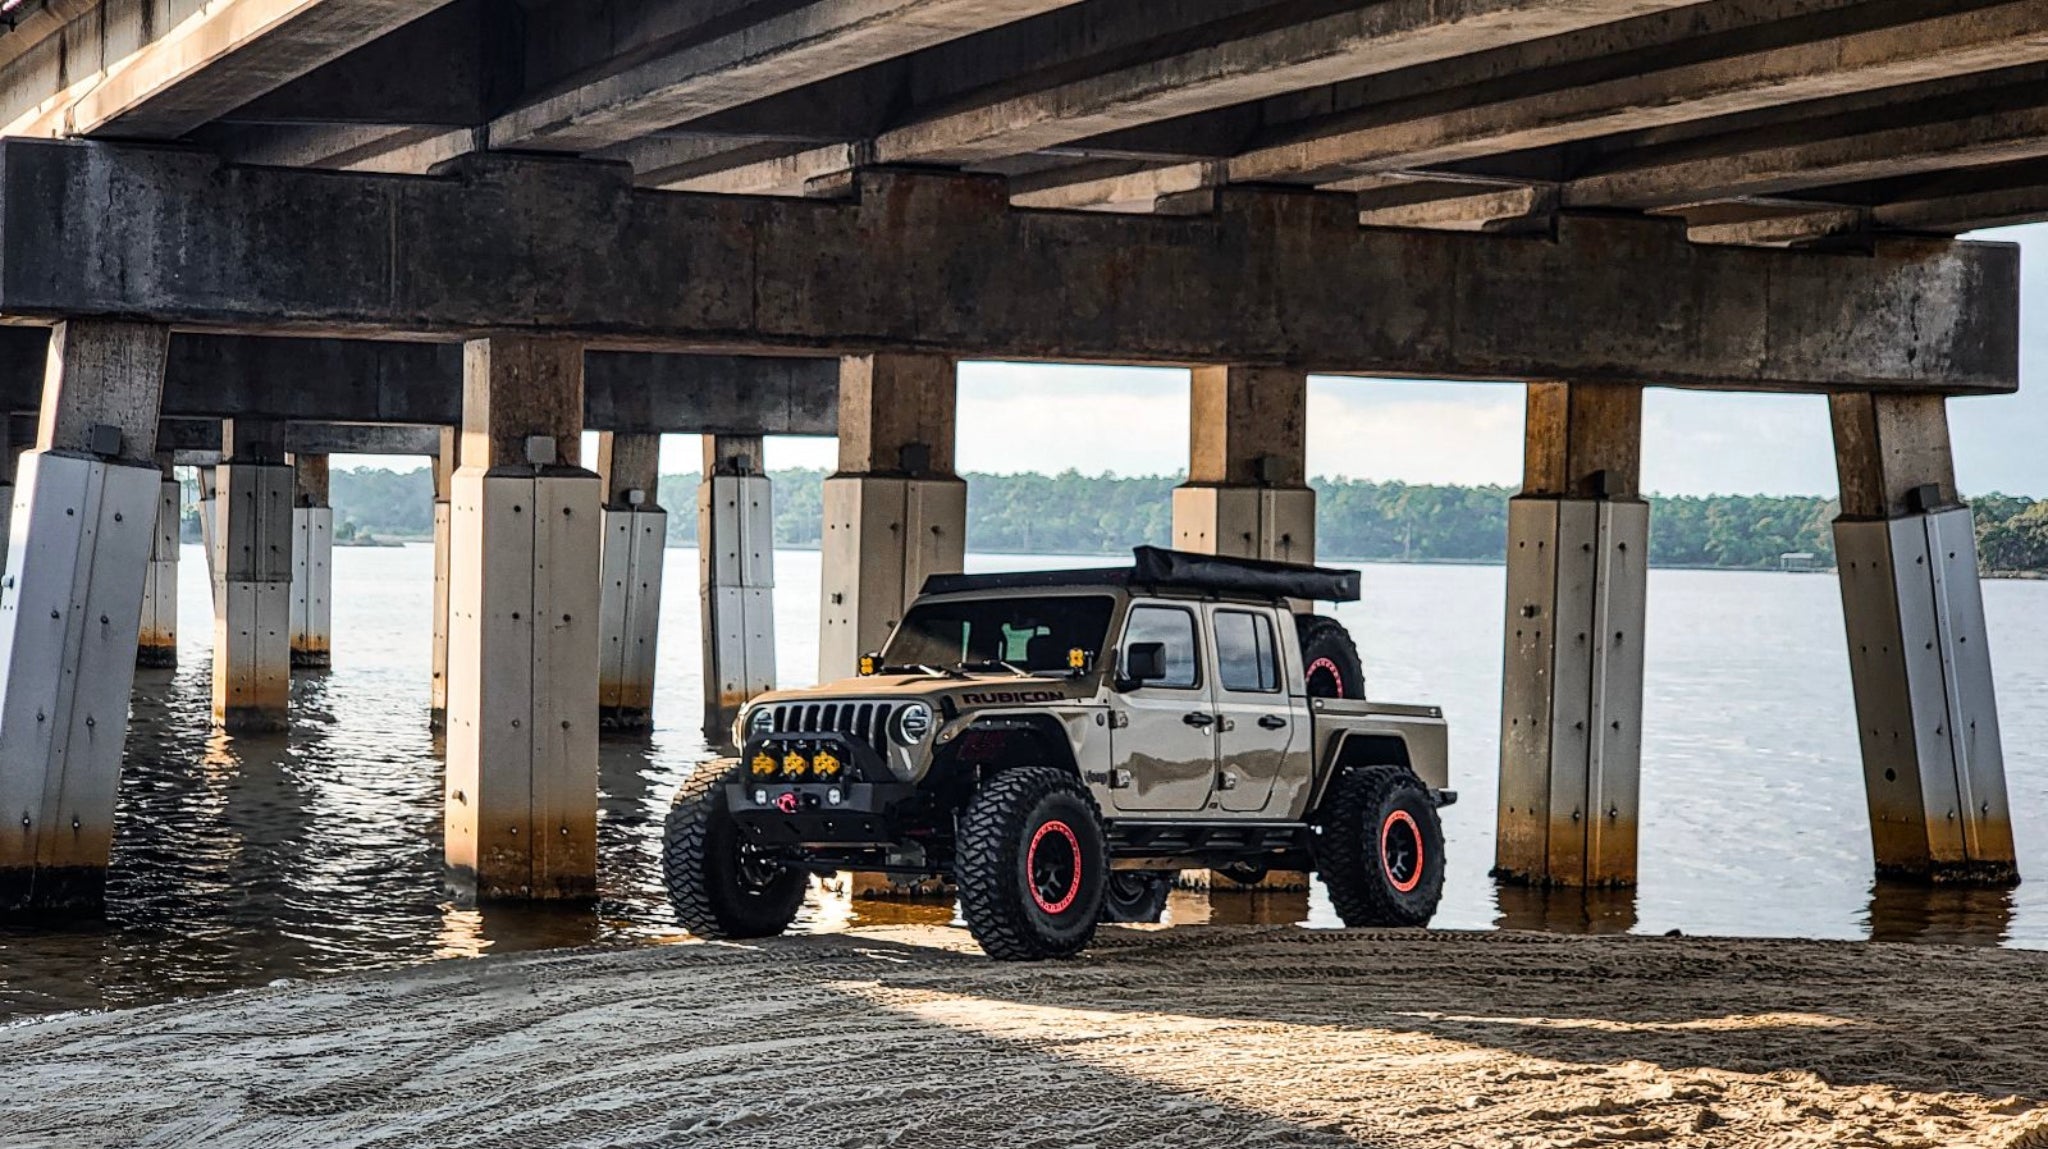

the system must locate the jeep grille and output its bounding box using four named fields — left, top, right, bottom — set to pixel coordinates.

left=767, top=702, right=896, bottom=756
